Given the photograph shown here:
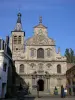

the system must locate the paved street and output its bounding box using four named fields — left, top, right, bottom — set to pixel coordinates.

left=2, top=95, right=75, bottom=100
left=34, top=96, right=75, bottom=100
